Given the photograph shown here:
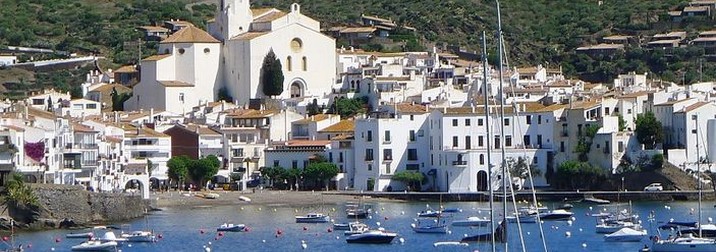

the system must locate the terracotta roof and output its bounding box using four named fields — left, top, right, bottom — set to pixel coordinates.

left=253, top=11, right=287, bottom=23
left=330, top=134, right=354, bottom=140
left=226, top=109, right=278, bottom=119
left=27, top=107, right=56, bottom=120
left=143, top=54, right=172, bottom=61
left=125, top=126, right=169, bottom=138
left=519, top=102, right=548, bottom=113
left=517, top=67, right=538, bottom=74
left=251, top=8, right=275, bottom=17
left=89, top=83, right=131, bottom=94
left=439, top=106, right=516, bottom=115
left=158, top=80, right=194, bottom=87
left=319, top=120, right=355, bottom=132
left=295, top=114, right=332, bottom=123
left=230, top=32, right=269, bottom=40
left=396, top=103, right=428, bottom=114
left=138, top=26, right=169, bottom=32
left=680, top=101, right=711, bottom=113
left=340, top=27, right=376, bottom=33
left=184, top=124, right=221, bottom=135
left=285, top=140, right=331, bottom=147
left=105, top=136, right=123, bottom=143
left=619, top=91, right=653, bottom=99
left=114, top=65, right=138, bottom=73
left=160, top=26, right=220, bottom=44
left=536, top=104, right=567, bottom=112
left=72, top=123, right=97, bottom=133
left=569, top=100, right=601, bottom=110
